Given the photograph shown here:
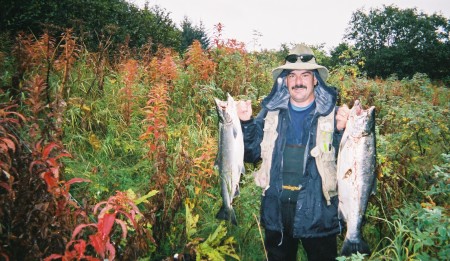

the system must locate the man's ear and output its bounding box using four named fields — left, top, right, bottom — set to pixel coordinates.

left=313, top=76, right=318, bottom=87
